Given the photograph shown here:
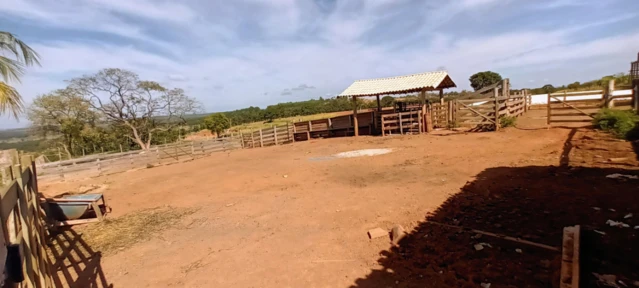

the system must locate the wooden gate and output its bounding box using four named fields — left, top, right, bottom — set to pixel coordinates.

left=454, top=97, right=503, bottom=131
left=546, top=91, right=604, bottom=126
left=1, top=156, right=53, bottom=287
